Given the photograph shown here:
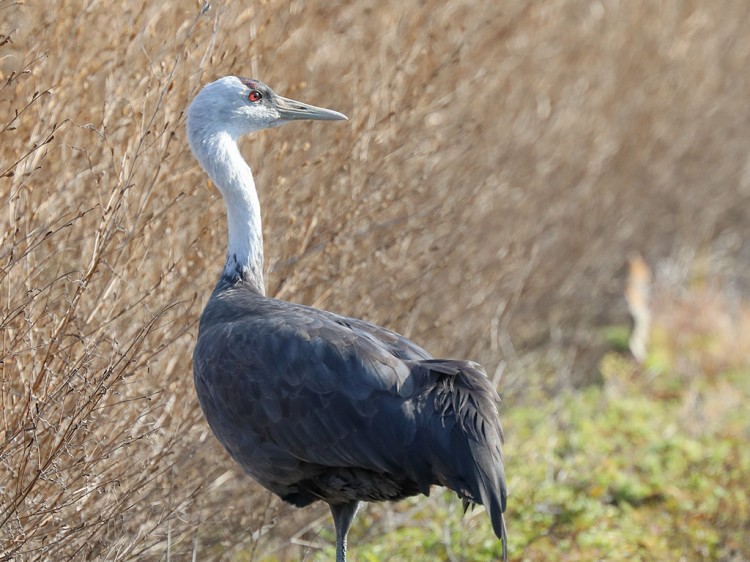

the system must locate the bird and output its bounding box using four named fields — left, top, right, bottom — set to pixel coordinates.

left=186, top=76, right=508, bottom=562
